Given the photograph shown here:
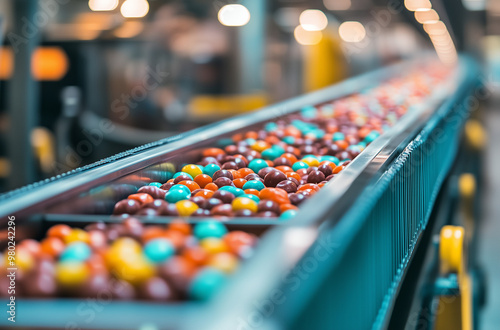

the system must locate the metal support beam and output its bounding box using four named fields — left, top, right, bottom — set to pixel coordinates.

left=6, top=0, right=40, bottom=189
